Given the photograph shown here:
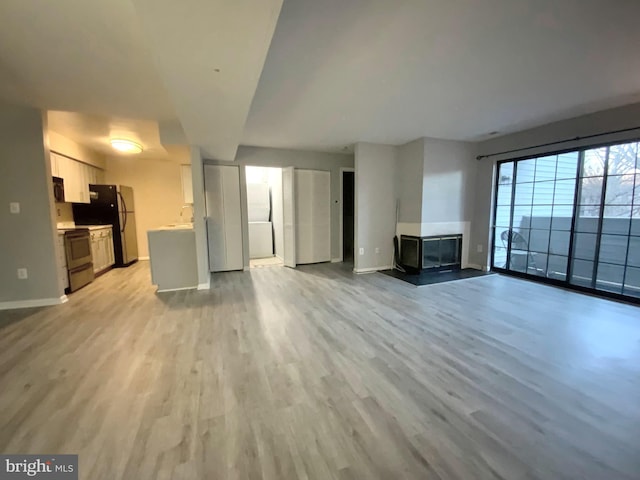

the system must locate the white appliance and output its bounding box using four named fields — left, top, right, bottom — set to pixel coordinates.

left=247, top=182, right=274, bottom=259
